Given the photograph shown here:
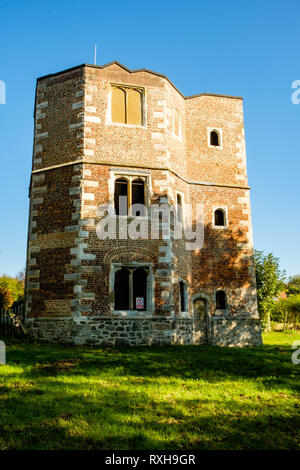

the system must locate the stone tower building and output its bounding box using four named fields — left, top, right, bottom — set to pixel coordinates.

left=25, top=61, right=262, bottom=346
